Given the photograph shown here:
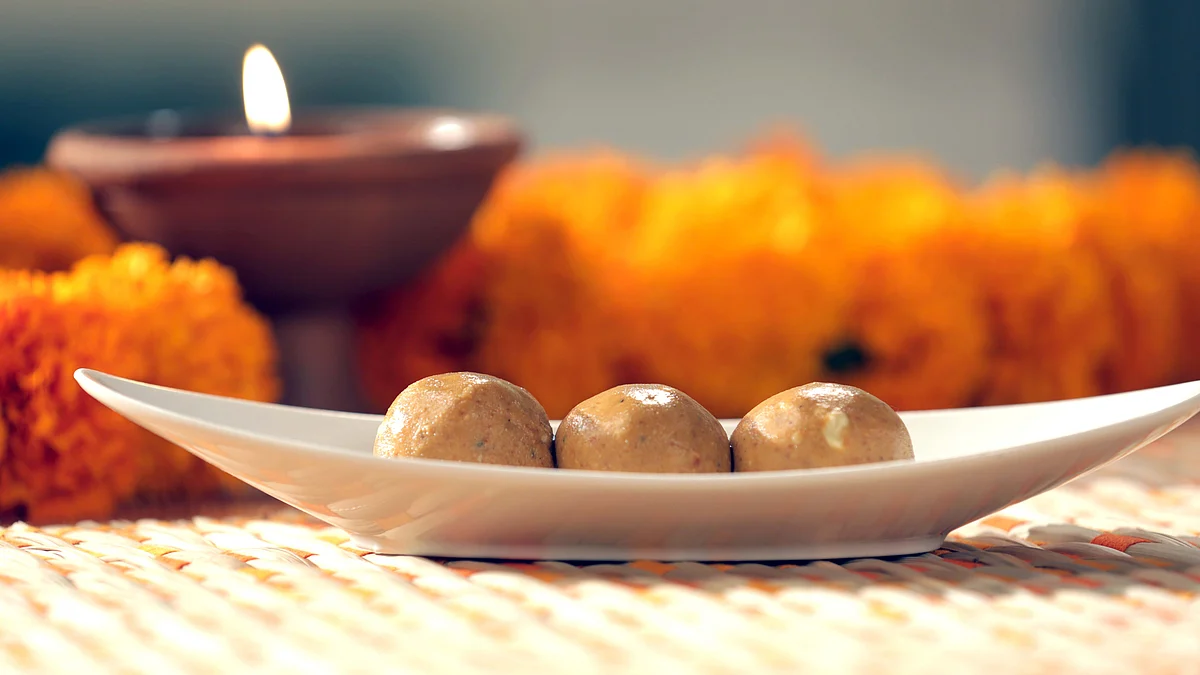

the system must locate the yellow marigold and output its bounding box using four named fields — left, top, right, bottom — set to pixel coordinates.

left=958, top=169, right=1117, bottom=404
left=815, top=159, right=989, bottom=410
left=0, top=168, right=117, bottom=271
left=618, top=152, right=850, bottom=416
left=60, top=244, right=279, bottom=497
left=0, top=271, right=149, bottom=523
left=1092, top=150, right=1199, bottom=384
